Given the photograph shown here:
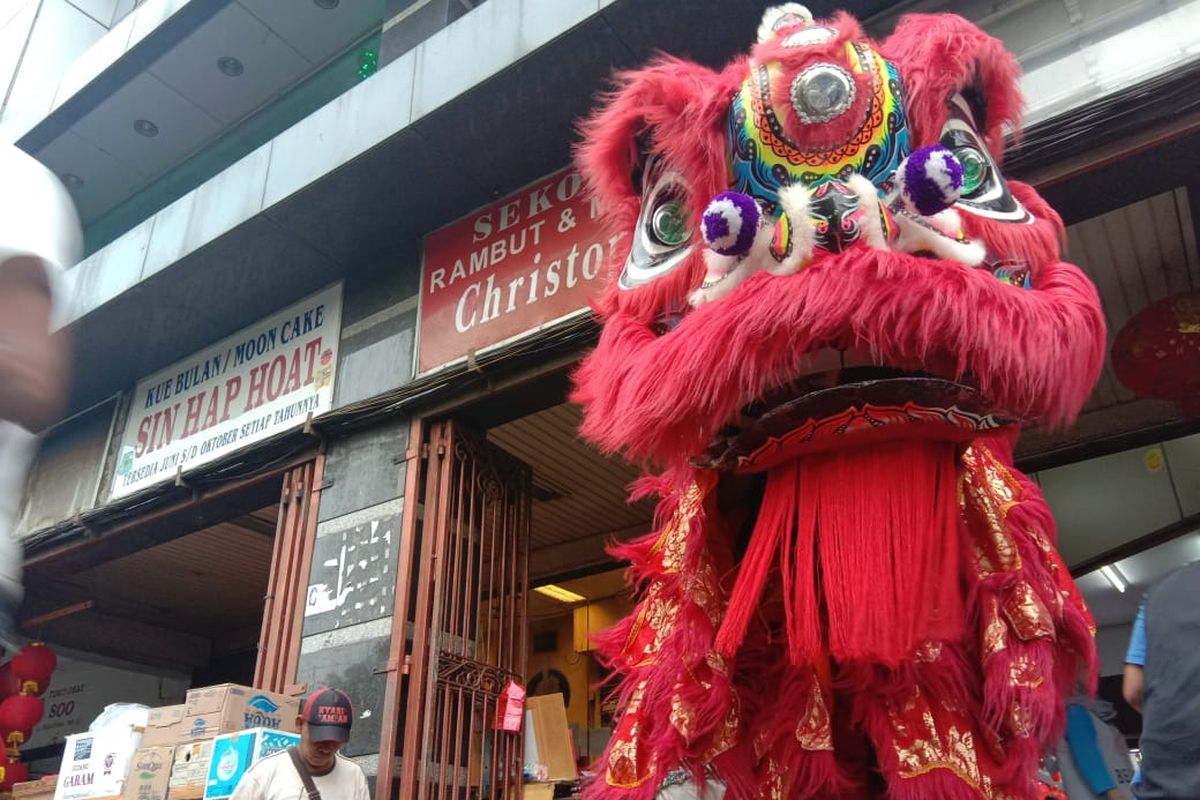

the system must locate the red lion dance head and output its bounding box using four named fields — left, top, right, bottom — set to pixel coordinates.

left=573, top=5, right=1105, bottom=799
